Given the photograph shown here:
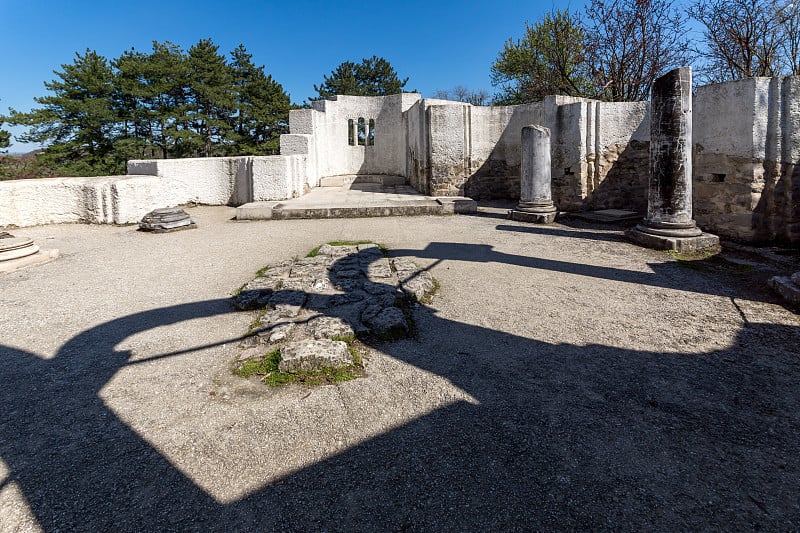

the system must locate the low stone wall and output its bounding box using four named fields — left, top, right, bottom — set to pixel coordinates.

left=1, top=154, right=310, bottom=229
left=0, top=175, right=163, bottom=227
left=127, top=154, right=309, bottom=205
